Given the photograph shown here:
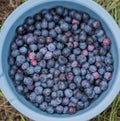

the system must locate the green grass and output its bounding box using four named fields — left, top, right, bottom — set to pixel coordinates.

left=0, top=0, right=120, bottom=121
